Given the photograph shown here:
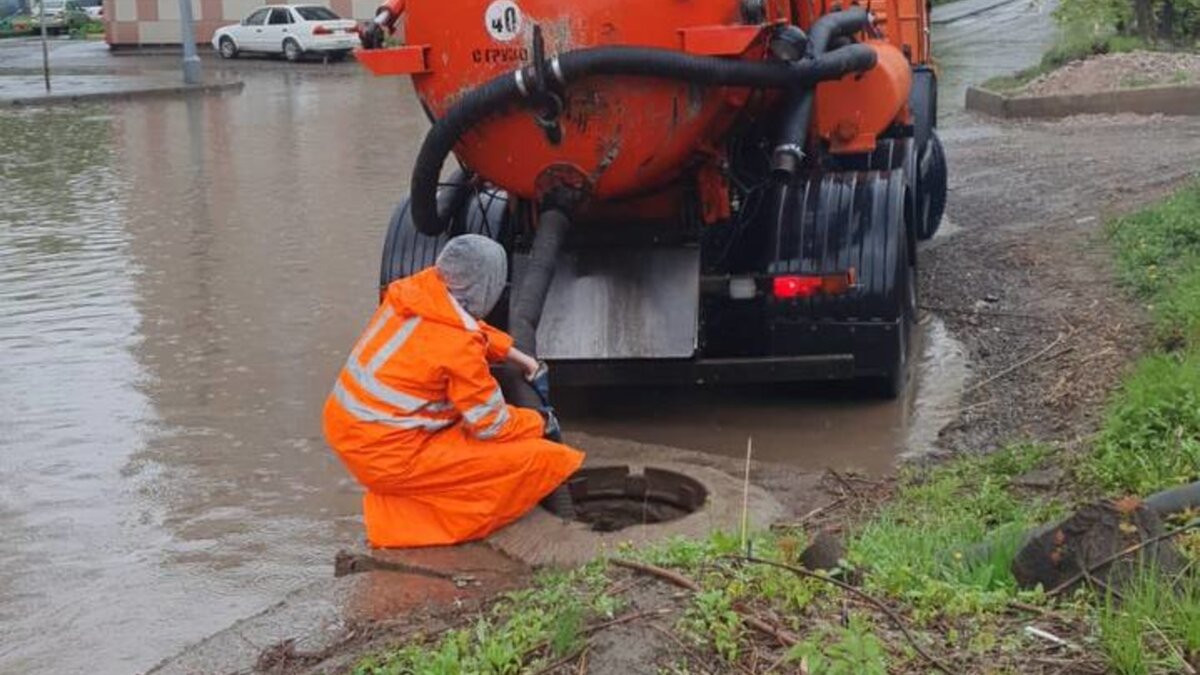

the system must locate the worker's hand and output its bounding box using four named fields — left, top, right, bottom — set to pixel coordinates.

left=360, top=21, right=386, bottom=49
left=528, top=360, right=551, bottom=406
left=541, top=407, right=563, bottom=443
left=508, top=347, right=539, bottom=380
